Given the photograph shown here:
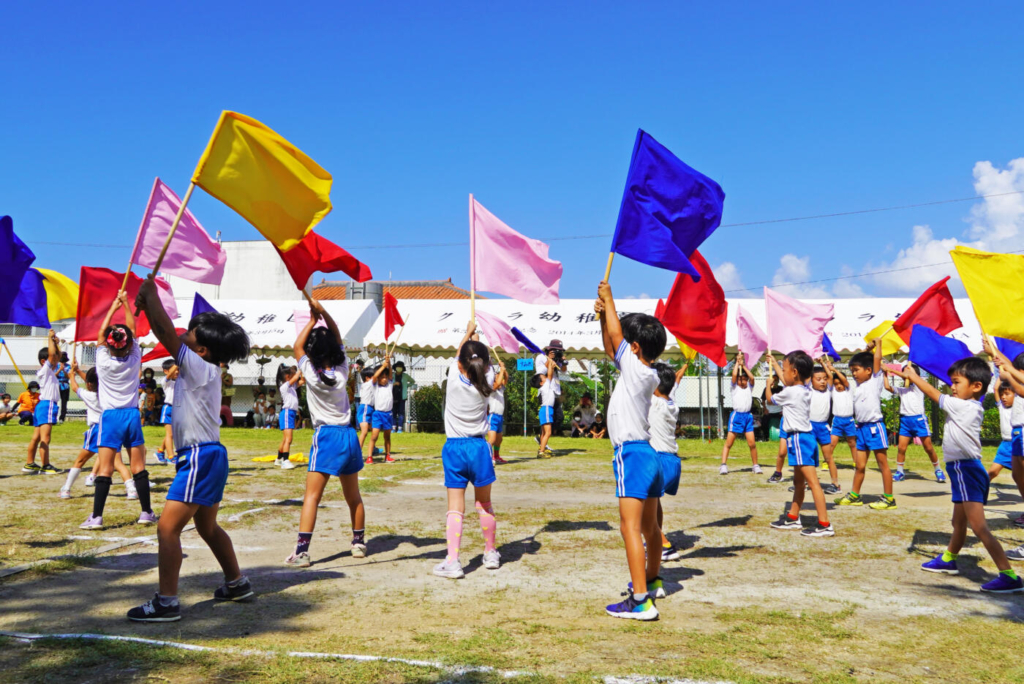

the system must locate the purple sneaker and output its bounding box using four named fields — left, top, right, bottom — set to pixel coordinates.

left=981, top=573, right=1024, bottom=594
left=137, top=511, right=158, bottom=525
left=921, top=555, right=959, bottom=575
left=1013, top=514, right=1024, bottom=528
left=79, top=514, right=103, bottom=530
